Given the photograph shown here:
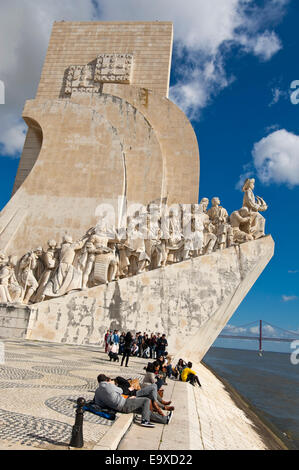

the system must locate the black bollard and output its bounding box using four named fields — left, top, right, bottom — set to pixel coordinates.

left=69, top=397, right=86, bottom=448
